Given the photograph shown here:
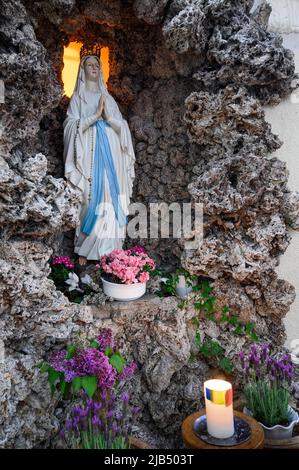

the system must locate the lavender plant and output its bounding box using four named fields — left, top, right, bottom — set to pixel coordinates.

left=37, top=329, right=139, bottom=449
left=239, top=343, right=296, bottom=427
left=61, top=391, right=140, bottom=449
